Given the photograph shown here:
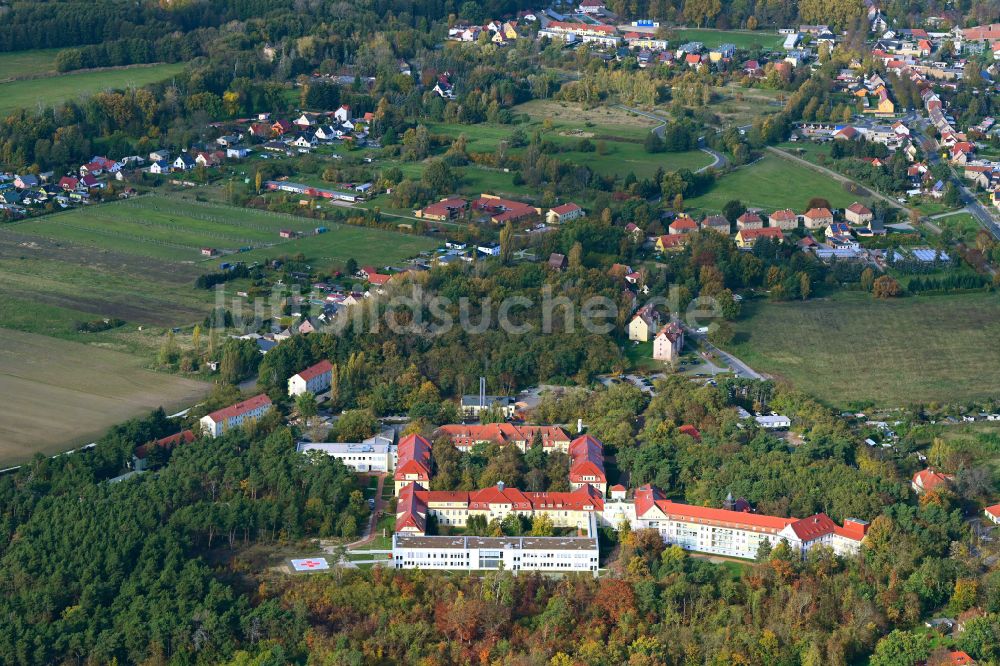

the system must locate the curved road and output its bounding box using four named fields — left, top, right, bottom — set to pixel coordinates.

left=616, top=105, right=728, bottom=173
